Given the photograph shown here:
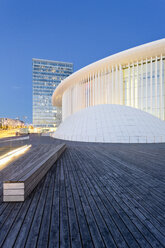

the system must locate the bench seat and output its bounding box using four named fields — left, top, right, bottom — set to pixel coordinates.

left=3, top=143, right=66, bottom=202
